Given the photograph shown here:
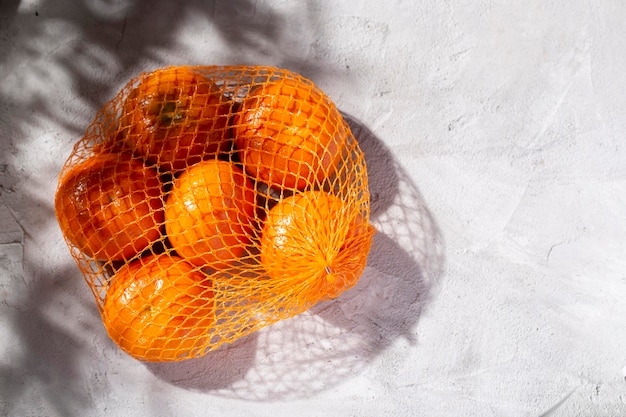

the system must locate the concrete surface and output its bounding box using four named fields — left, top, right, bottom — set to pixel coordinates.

left=1, top=0, right=625, bottom=416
